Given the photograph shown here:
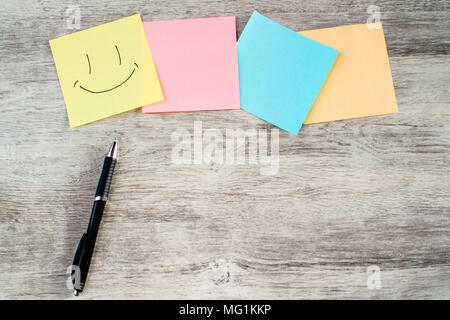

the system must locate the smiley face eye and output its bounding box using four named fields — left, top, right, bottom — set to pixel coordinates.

left=86, top=54, right=91, bottom=75
left=115, top=45, right=121, bottom=65
left=84, top=45, right=119, bottom=78
left=73, top=53, right=91, bottom=87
